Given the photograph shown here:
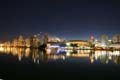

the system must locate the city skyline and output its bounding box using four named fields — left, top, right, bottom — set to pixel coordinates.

left=1, top=0, right=120, bottom=40
left=1, top=0, right=120, bottom=79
